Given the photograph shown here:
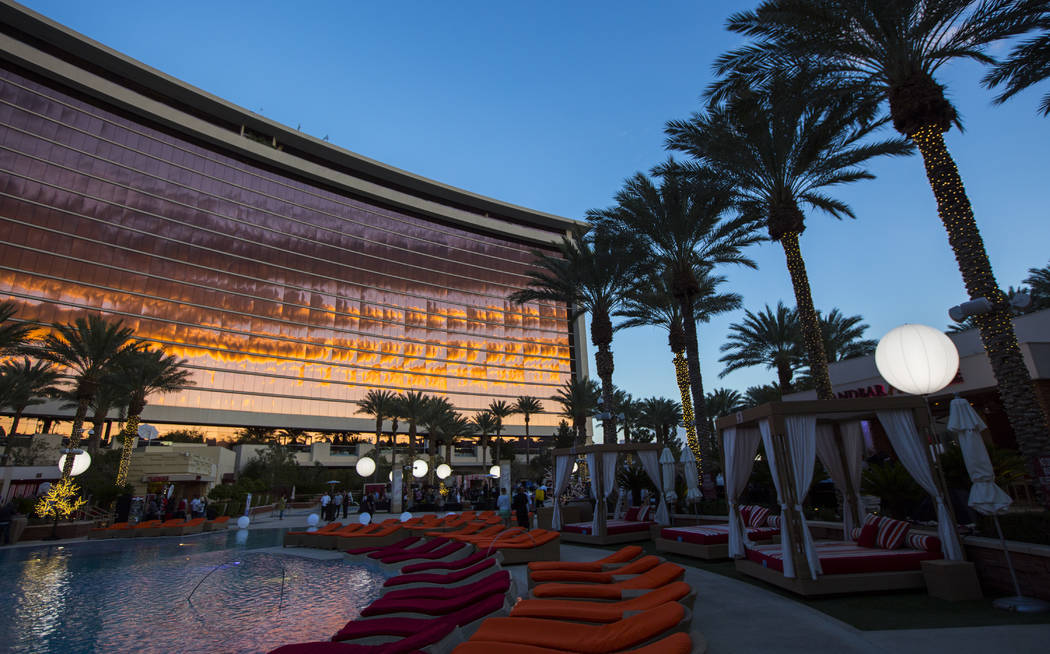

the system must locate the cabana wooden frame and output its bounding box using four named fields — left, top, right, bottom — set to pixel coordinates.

left=716, top=397, right=955, bottom=597
left=552, top=443, right=662, bottom=546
